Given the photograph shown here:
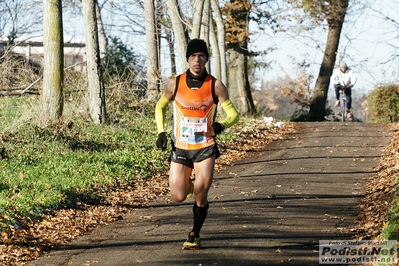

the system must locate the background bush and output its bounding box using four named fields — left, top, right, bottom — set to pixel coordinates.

left=368, top=84, right=399, bottom=123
